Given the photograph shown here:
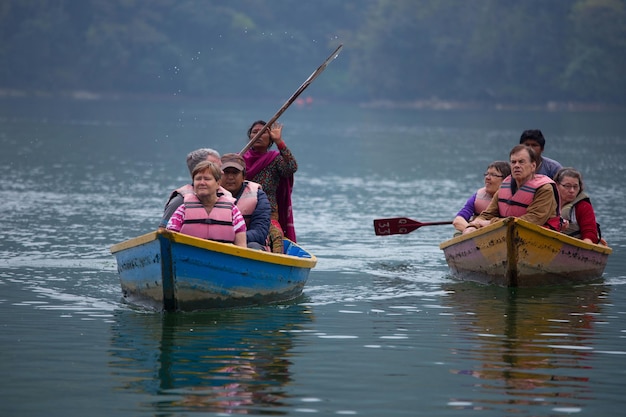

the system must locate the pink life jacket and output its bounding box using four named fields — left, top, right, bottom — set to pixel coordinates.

left=175, top=183, right=193, bottom=197
left=497, top=174, right=561, bottom=230
left=235, top=181, right=260, bottom=226
left=236, top=181, right=272, bottom=251
left=473, top=187, right=492, bottom=215
left=179, top=193, right=236, bottom=243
